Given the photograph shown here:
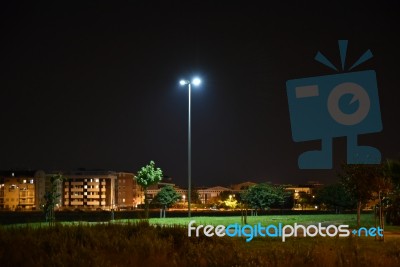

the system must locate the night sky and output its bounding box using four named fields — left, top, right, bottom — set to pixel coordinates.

left=1, top=1, right=399, bottom=187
